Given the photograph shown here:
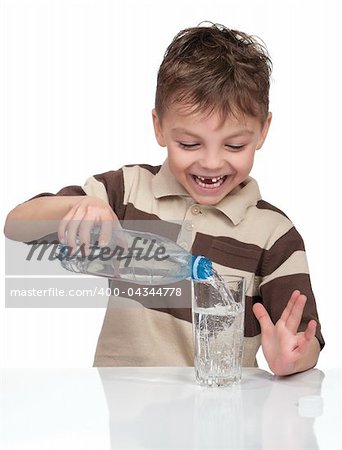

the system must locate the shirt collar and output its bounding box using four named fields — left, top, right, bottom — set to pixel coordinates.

left=152, top=159, right=190, bottom=198
left=152, top=159, right=261, bottom=225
